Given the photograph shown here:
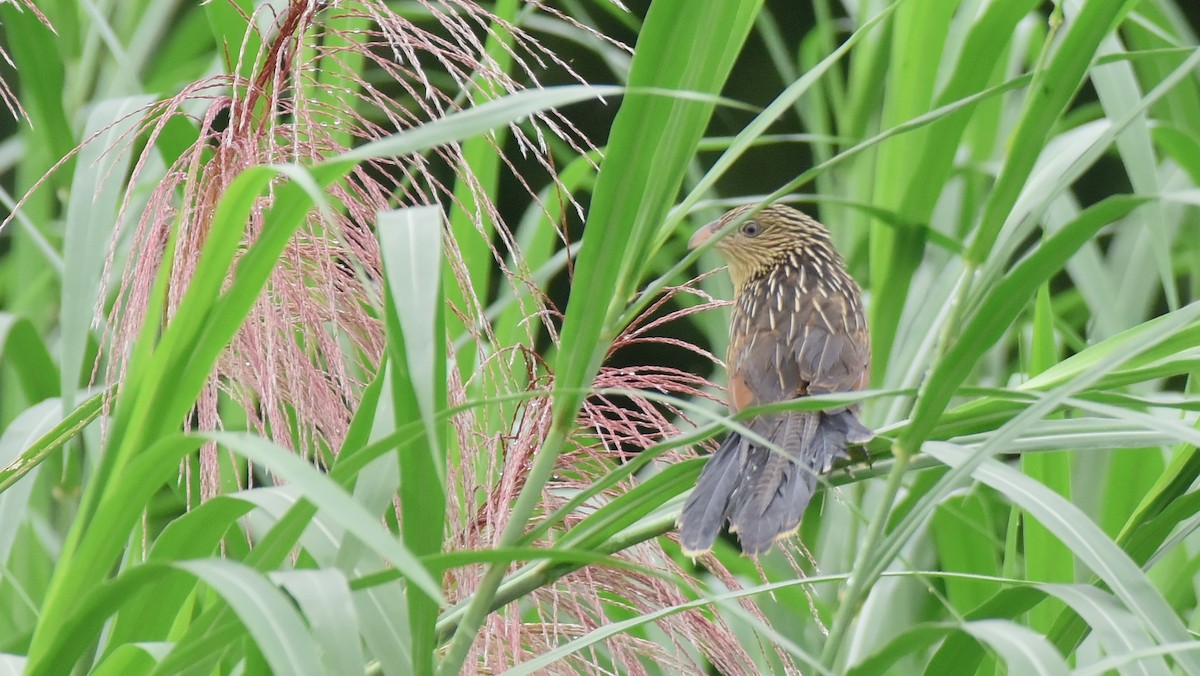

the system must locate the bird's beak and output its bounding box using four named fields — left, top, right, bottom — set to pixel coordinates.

left=688, top=220, right=720, bottom=250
